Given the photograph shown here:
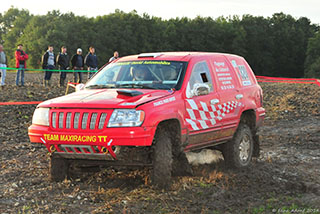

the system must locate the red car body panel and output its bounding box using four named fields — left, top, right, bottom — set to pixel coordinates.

left=28, top=52, right=265, bottom=158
